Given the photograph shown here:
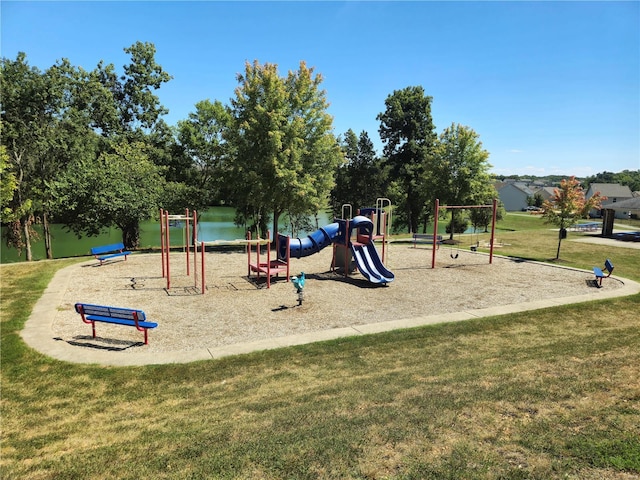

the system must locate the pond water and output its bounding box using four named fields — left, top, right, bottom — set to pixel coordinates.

left=1, top=207, right=333, bottom=264
left=1, top=206, right=485, bottom=263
